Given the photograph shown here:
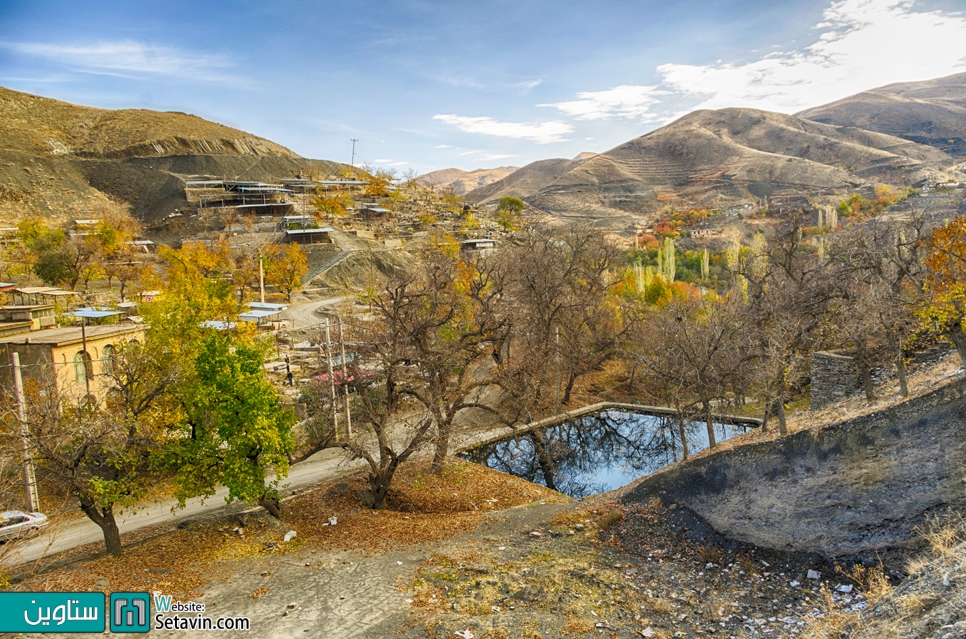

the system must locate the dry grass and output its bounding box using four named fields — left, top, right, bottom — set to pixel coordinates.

left=284, top=460, right=567, bottom=553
